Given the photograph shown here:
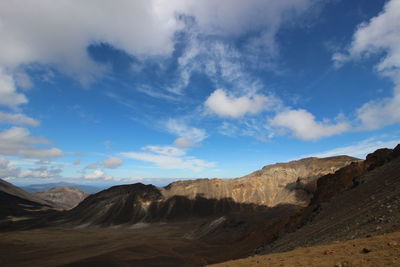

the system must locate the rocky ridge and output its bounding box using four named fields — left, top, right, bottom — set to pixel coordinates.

left=256, top=144, right=400, bottom=255
left=63, top=156, right=356, bottom=226
left=162, top=156, right=357, bottom=207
